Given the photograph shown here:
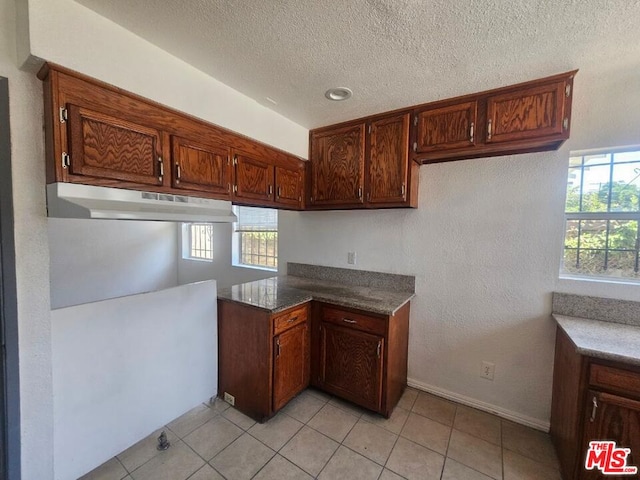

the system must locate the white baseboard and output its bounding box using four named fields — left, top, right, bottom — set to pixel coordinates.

left=407, top=378, right=550, bottom=432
